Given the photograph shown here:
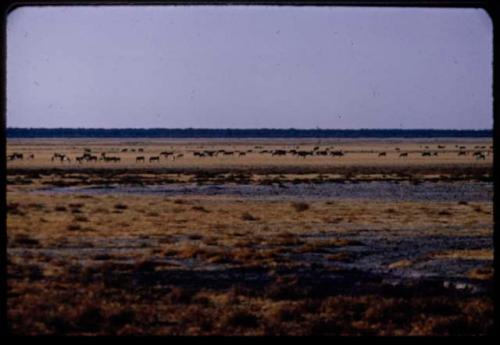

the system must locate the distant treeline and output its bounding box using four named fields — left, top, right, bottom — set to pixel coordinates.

left=6, top=128, right=493, bottom=138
